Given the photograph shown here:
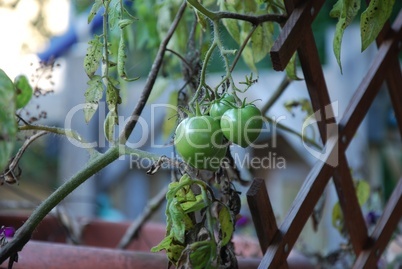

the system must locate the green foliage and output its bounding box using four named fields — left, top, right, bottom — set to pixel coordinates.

left=84, top=75, right=104, bottom=123
left=330, top=0, right=360, bottom=73
left=330, top=0, right=395, bottom=72
left=0, top=69, right=17, bottom=172
left=14, top=75, right=33, bottom=109
left=361, top=0, right=395, bottom=51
